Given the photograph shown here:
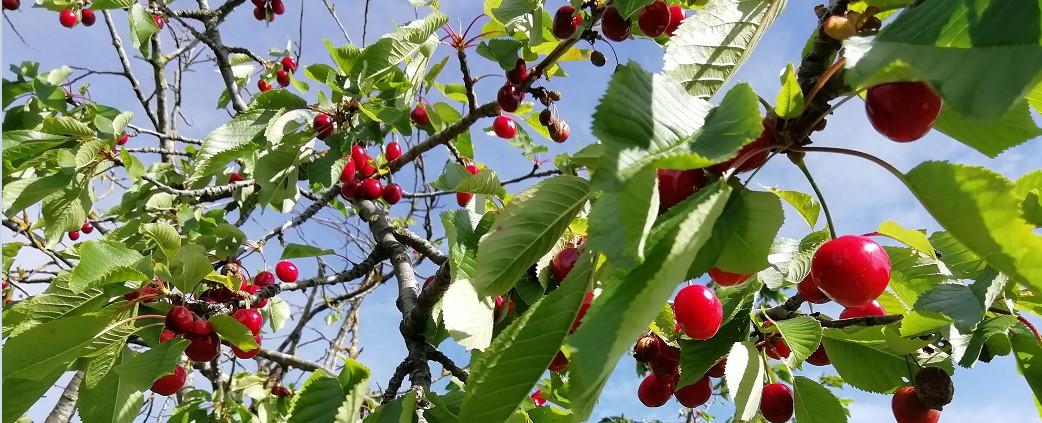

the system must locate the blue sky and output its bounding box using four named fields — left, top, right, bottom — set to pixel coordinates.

left=4, top=0, right=1041, bottom=422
